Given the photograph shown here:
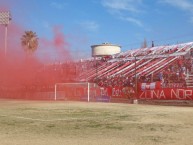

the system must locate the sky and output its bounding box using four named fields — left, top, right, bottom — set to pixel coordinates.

left=1, top=0, right=193, bottom=62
